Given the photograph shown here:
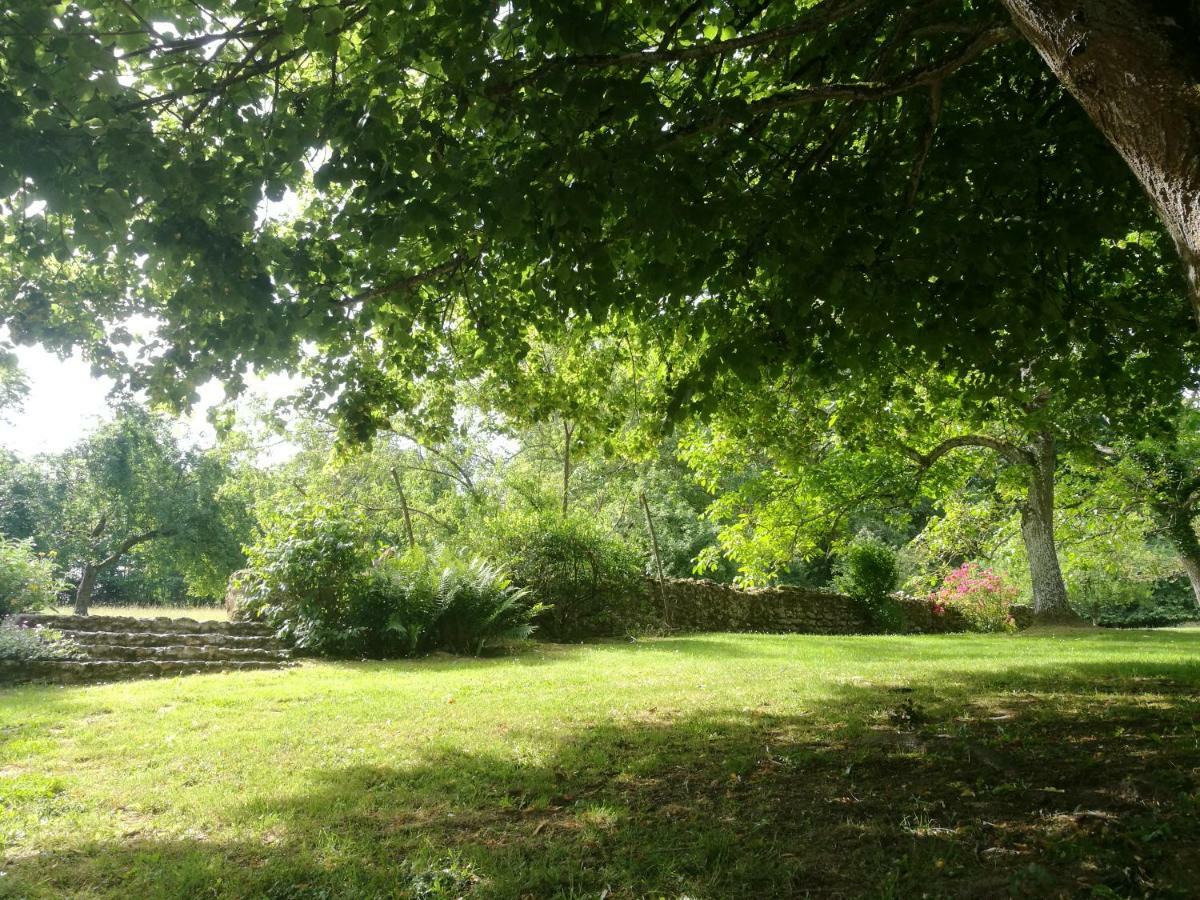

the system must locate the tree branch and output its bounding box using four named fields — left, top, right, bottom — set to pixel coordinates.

left=96, top=527, right=175, bottom=570
left=904, top=434, right=1033, bottom=469
left=905, top=79, right=943, bottom=205
left=487, top=0, right=874, bottom=97
left=337, top=251, right=476, bottom=307
left=674, top=25, right=1016, bottom=136
left=657, top=0, right=705, bottom=52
